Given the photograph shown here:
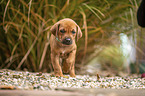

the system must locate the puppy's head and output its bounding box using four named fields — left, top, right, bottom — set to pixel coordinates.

left=50, top=18, right=82, bottom=45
